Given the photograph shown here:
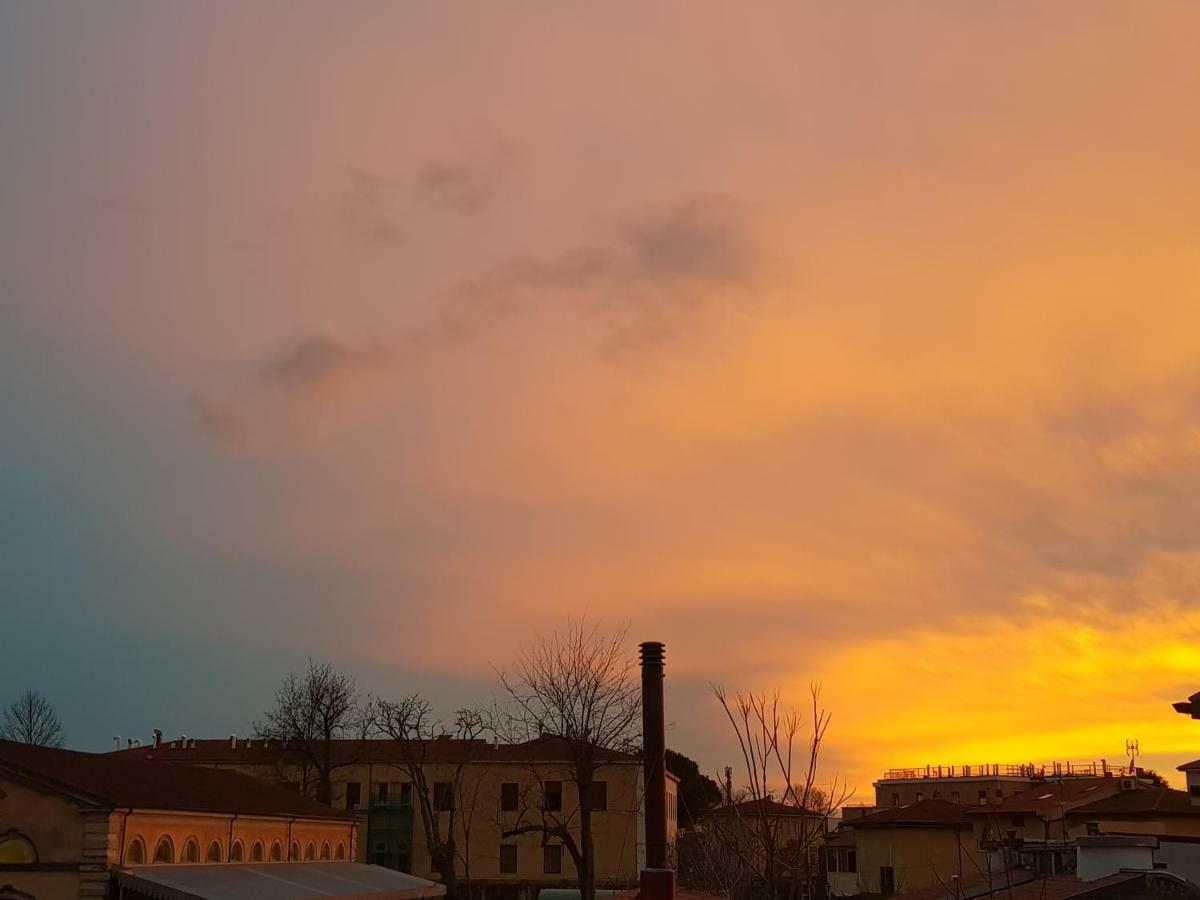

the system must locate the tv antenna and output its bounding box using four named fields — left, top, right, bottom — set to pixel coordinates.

left=1125, top=738, right=1140, bottom=773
